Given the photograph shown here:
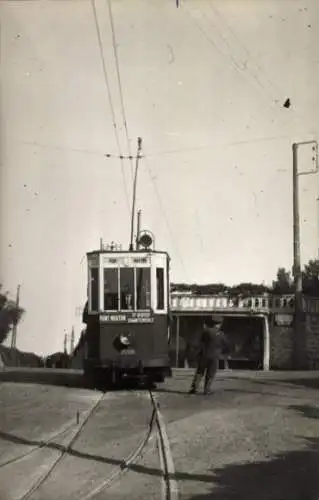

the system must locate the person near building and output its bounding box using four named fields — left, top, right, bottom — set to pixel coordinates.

left=189, top=315, right=226, bottom=395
